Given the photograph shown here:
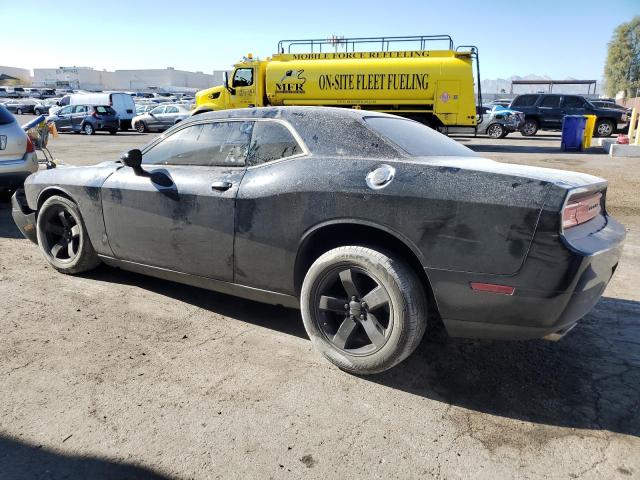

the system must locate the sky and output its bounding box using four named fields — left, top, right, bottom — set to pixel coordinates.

left=0, top=0, right=638, bottom=80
